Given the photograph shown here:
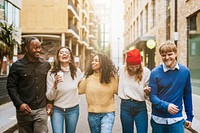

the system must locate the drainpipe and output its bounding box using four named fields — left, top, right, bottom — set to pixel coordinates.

left=174, top=0, right=178, bottom=46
